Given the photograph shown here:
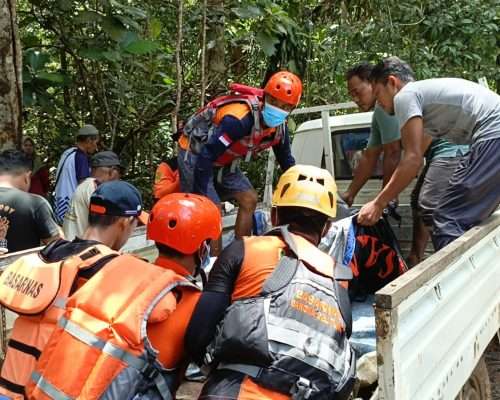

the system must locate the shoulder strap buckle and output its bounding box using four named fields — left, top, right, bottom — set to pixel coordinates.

left=291, top=377, right=313, bottom=400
